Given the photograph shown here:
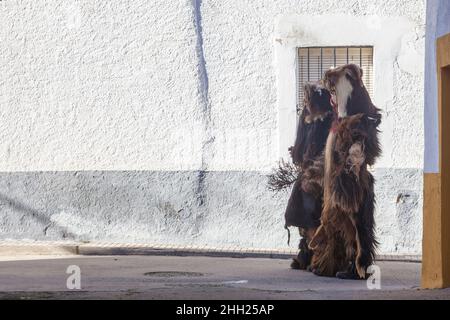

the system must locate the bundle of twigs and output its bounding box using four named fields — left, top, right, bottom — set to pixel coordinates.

left=267, top=159, right=301, bottom=192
